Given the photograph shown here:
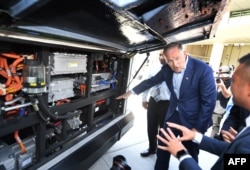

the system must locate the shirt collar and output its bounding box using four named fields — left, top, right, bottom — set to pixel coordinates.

left=184, top=55, right=188, bottom=69
left=180, top=55, right=188, bottom=72
left=245, top=114, right=250, bottom=127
